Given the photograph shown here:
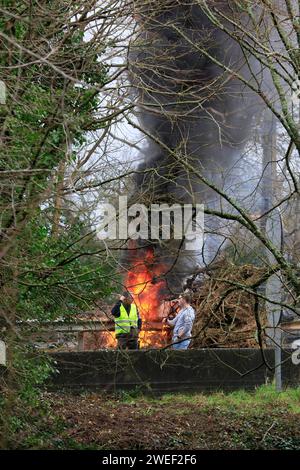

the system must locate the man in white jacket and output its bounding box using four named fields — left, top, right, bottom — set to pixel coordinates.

left=163, top=292, right=195, bottom=349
